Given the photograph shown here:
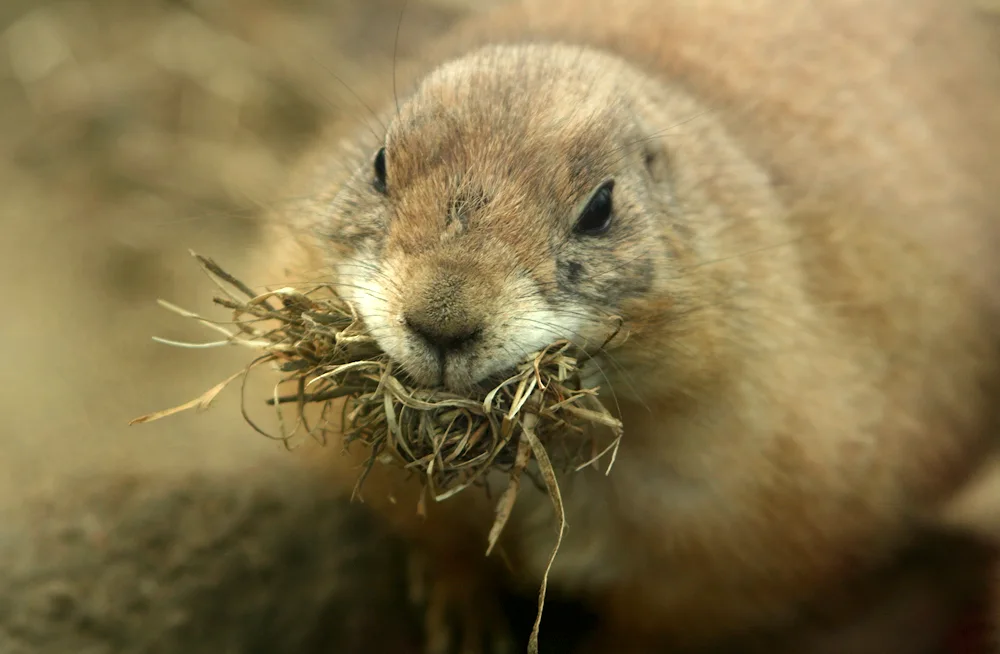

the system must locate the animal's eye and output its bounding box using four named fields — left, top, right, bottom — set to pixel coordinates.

left=573, top=179, right=615, bottom=236
left=372, top=146, right=387, bottom=195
